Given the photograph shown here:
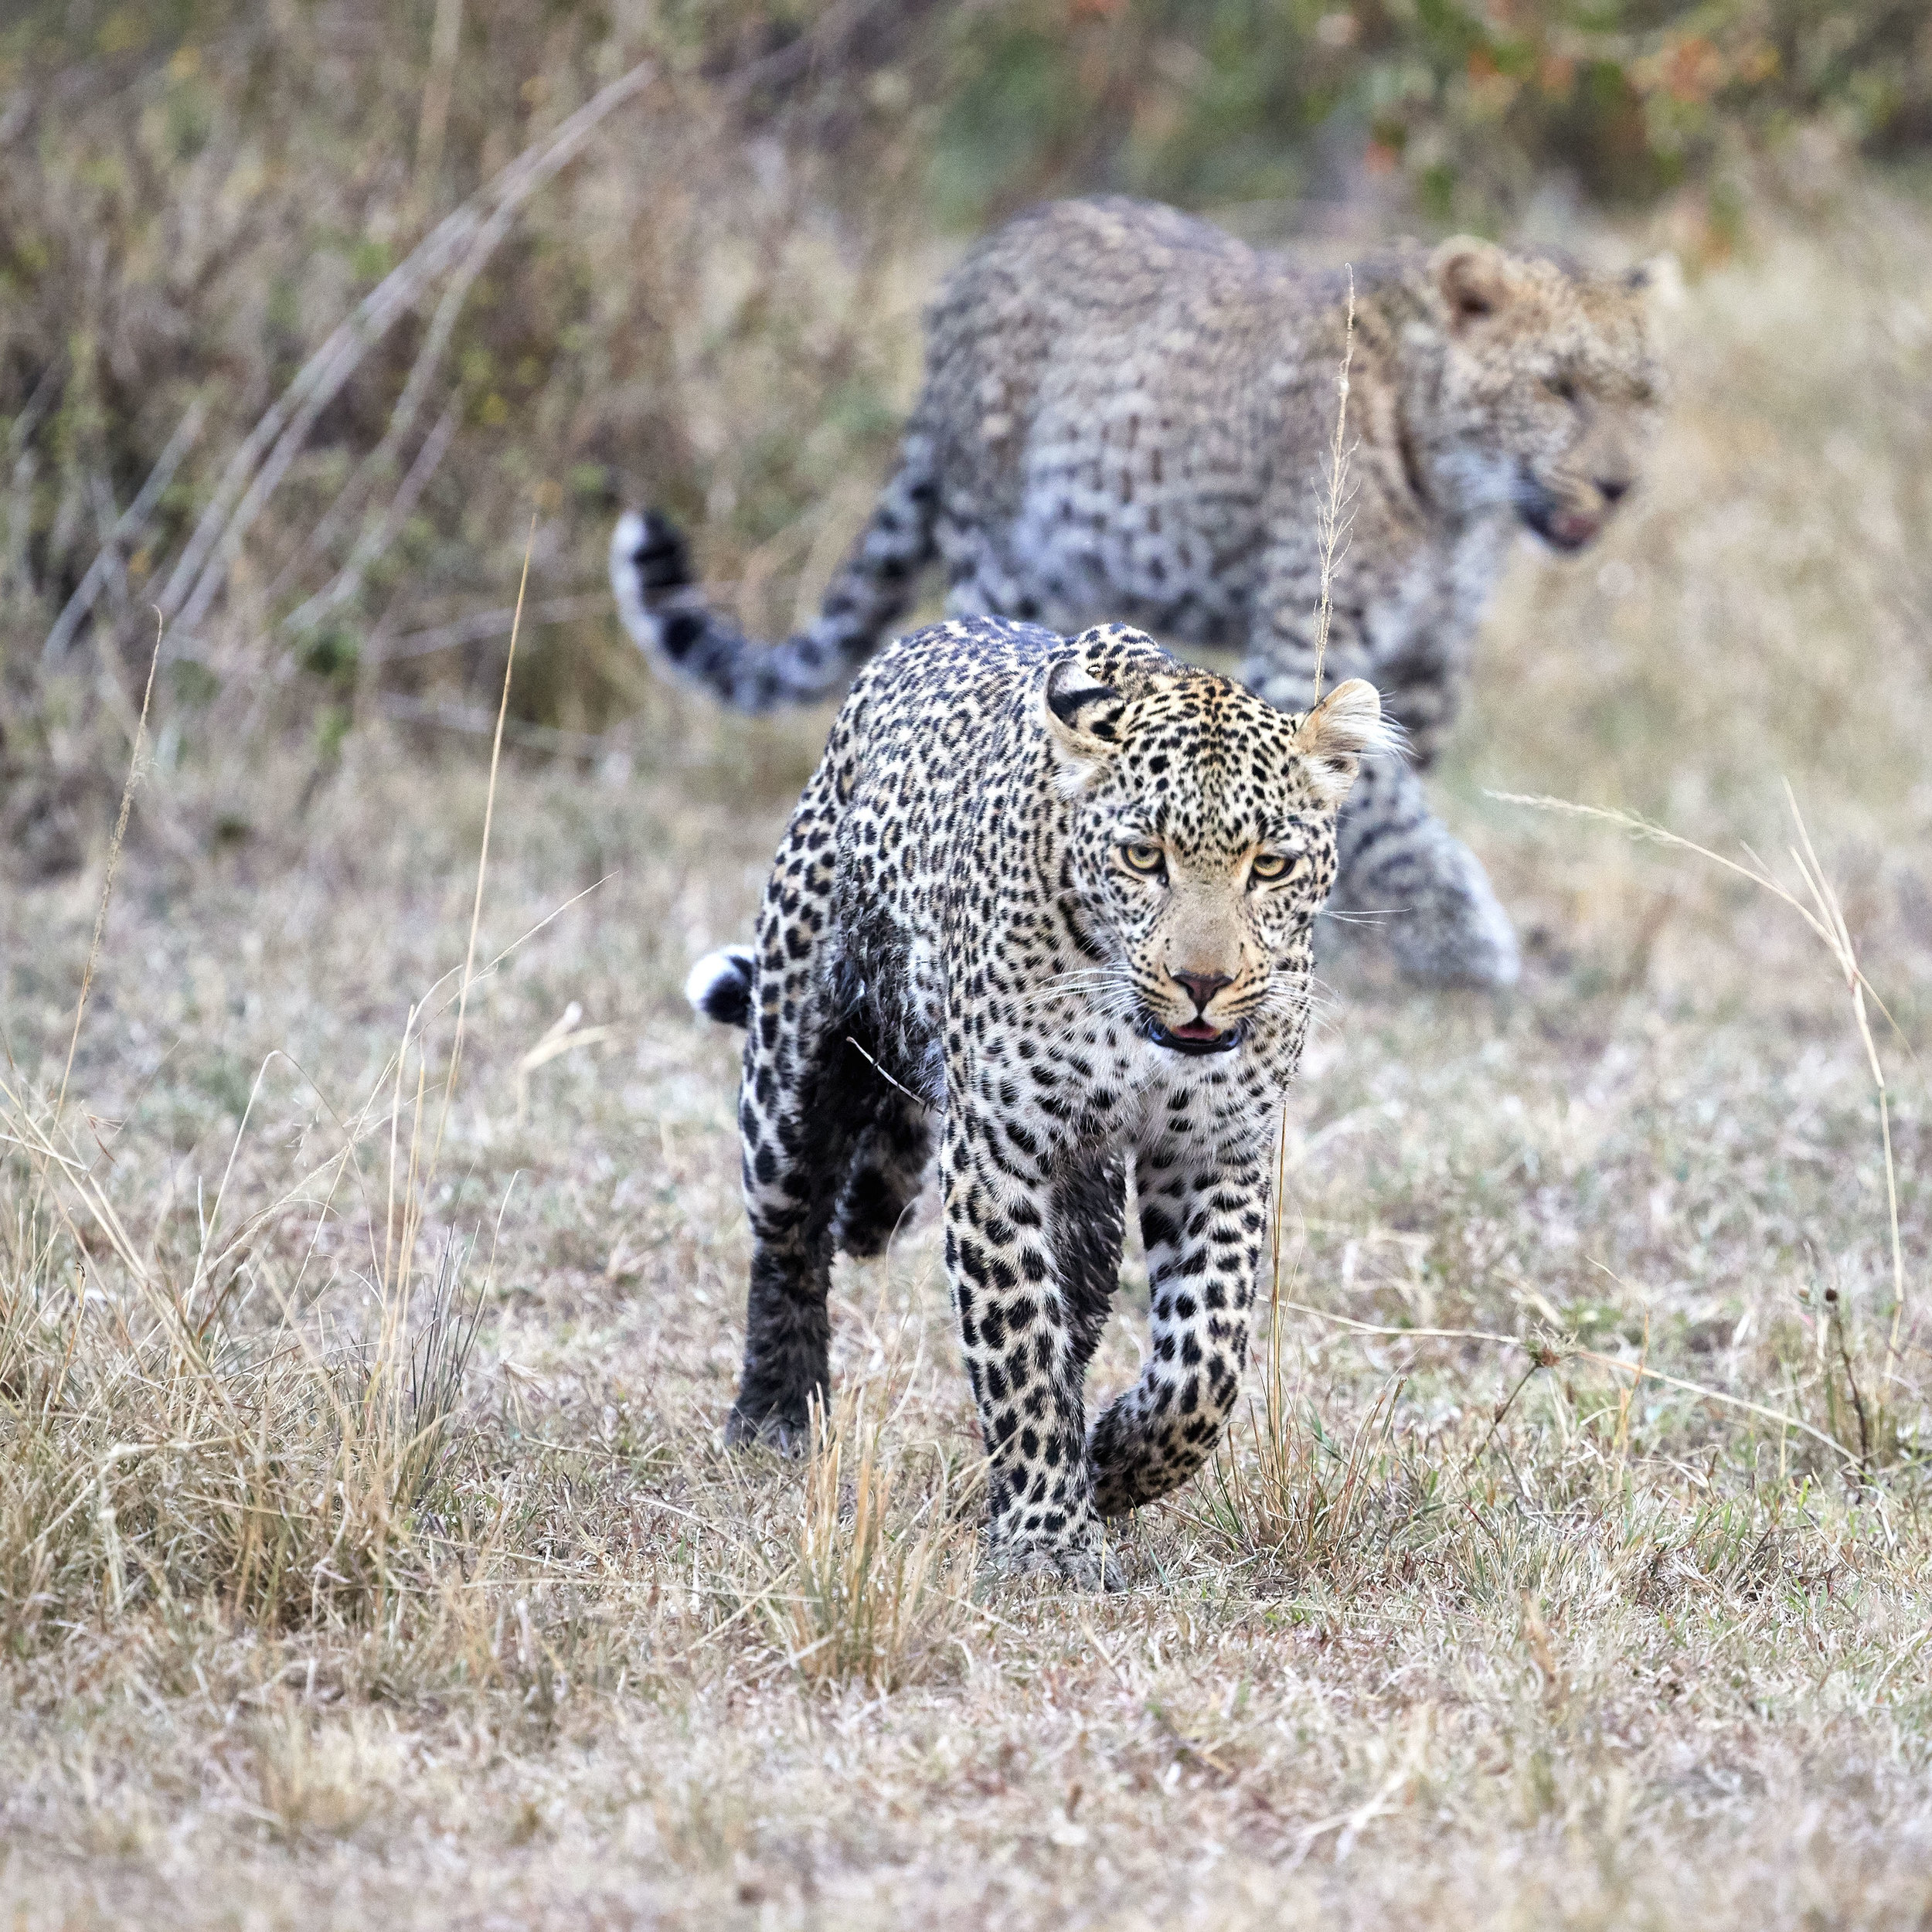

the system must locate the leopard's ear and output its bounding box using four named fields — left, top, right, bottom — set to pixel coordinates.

left=1293, top=677, right=1385, bottom=808
left=1043, top=654, right=1132, bottom=786
left=1432, top=236, right=1516, bottom=331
